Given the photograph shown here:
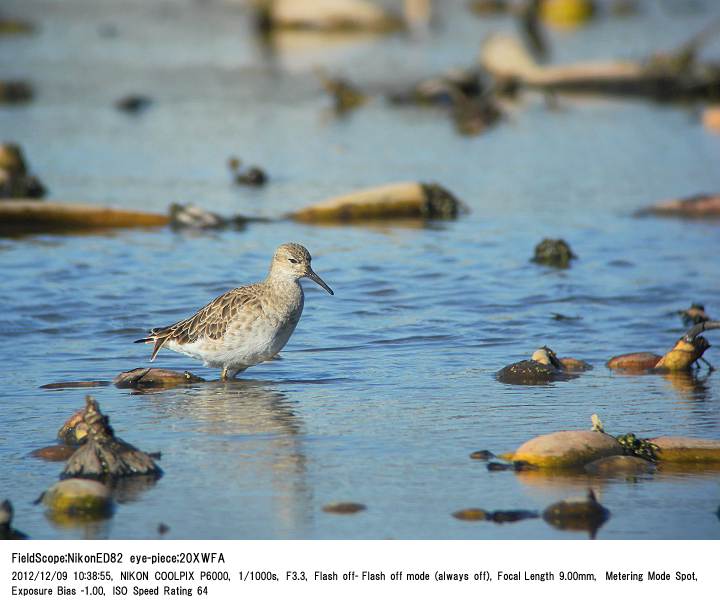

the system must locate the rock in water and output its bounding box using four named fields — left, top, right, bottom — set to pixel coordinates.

left=61, top=396, right=162, bottom=480
left=0, top=142, right=46, bottom=198
left=322, top=502, right=366, bottom=514
left=39, top=479, right=113, bottom=520
left=510, top=430, right=623, bottom=468
left=113, top=367, right=205, bottom=389
left=0, top=500, right=28, bottom=540
left=650, top=436, right=720, bottom=463
left=584, top=455, right=656, bottom=475
left=531, top=238, right=576, bottom=268
left=289, top=182, right=465, bottom=223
